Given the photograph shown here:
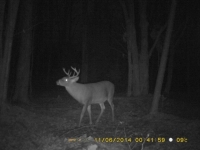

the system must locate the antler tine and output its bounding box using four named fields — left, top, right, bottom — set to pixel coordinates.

left=63, top=68, right=71, bottom=77
left=71, top=66, right=80, bottom=77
